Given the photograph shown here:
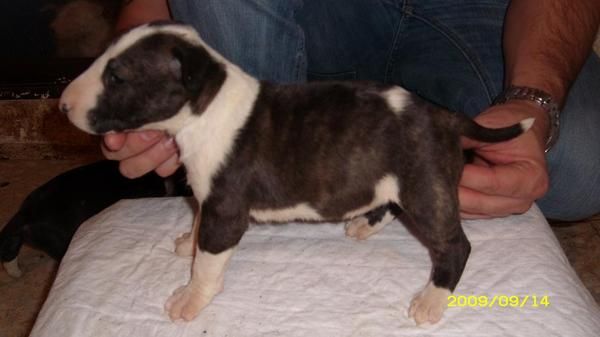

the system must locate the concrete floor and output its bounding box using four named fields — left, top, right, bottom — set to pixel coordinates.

left=0, top=159, right=599, bottom=337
